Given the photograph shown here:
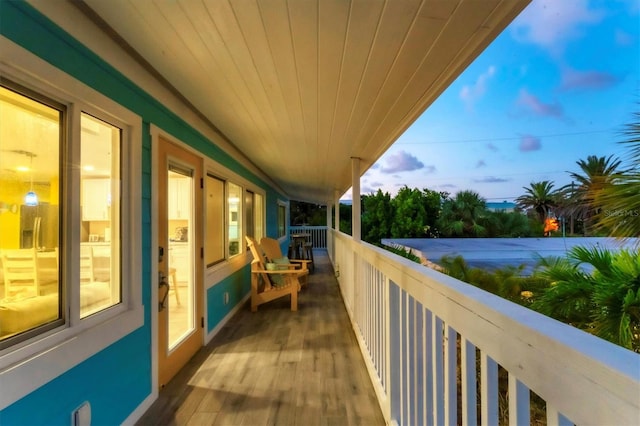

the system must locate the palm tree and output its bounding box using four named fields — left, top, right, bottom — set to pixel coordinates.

left=564, top=155, right=622, bottom=234
left=533, top=246, right=640, bottom=352
left=593, top=111, right=640, bottom=240
left=437, top=190, right=488, bottom=237
left=515, top=180, right=558, bottom=223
